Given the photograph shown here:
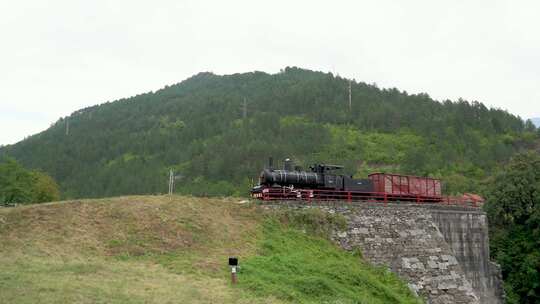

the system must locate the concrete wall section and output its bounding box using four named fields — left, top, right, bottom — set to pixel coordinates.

left=429, top=207, right=504, bottom=304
